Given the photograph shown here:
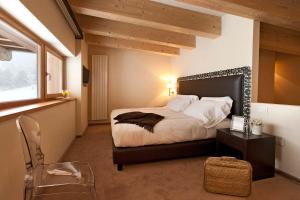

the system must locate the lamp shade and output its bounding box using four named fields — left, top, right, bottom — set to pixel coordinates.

left=166, top=82, right=173, bottom=89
